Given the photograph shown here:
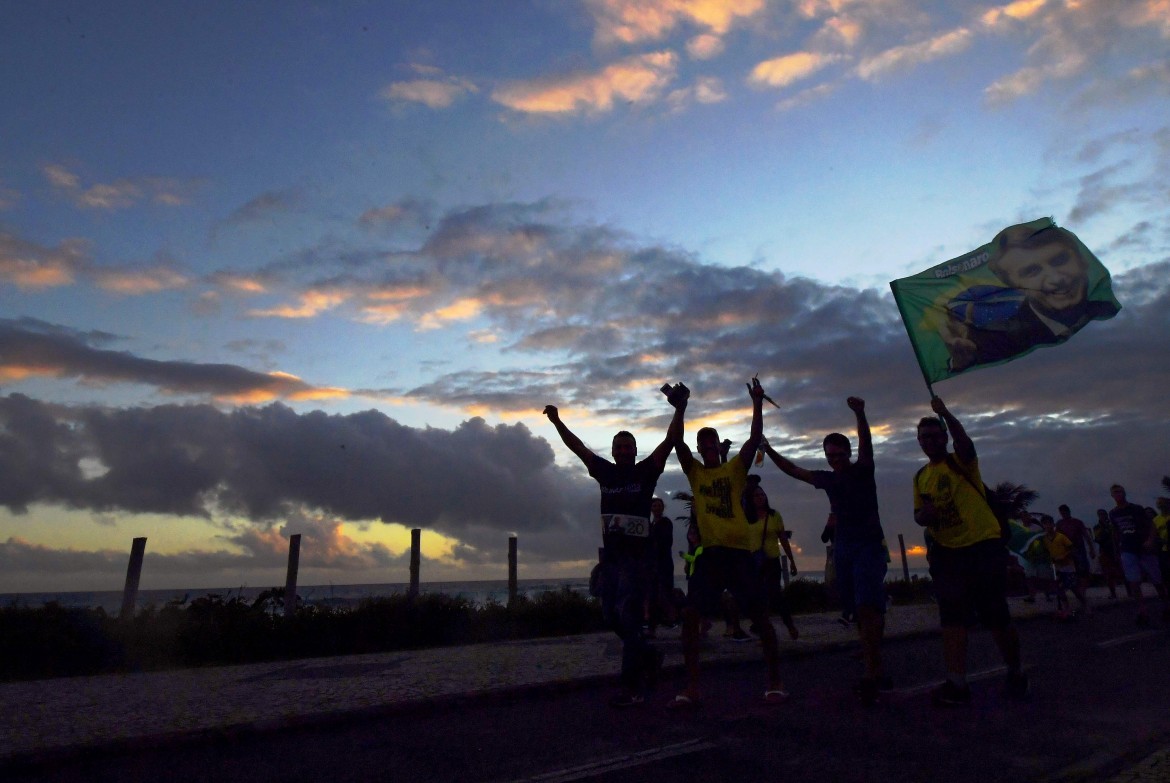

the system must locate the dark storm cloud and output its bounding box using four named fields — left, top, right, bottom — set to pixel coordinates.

left=0, top=396, right=602, bottom=562
left=0, top=318, right=335, bottom=400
